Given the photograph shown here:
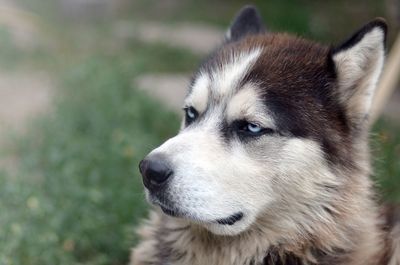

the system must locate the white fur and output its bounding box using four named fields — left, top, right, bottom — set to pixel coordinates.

left=226, top=84, right=275, bottom=129
left=333, top=27, right=385, bottom=118
left=211, top=48, right=262, bottom=97
left=145, top=49, right=340, bottom=236
left=147, top=106, right=336, bottom=236
left=225, top=29, right=232, bottom=40
left=185, top=73, right=210, bottom=113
